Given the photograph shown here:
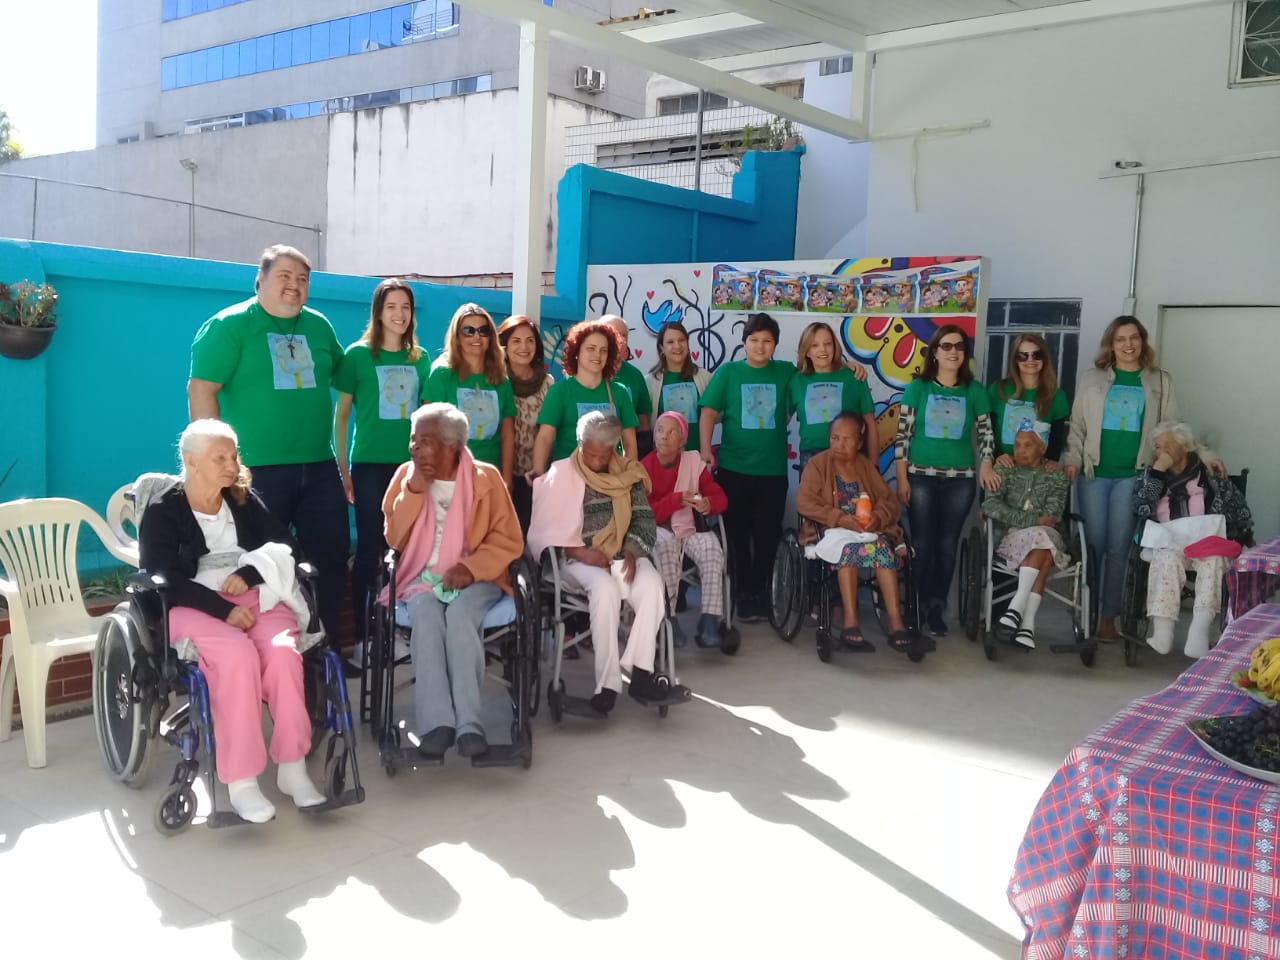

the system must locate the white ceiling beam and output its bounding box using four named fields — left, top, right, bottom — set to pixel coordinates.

left=621, top=12, right=763, bottom=45
left=866, top=0, right=1234, bottom=52
left=700, top=42, right=847, bottom=72
left=708, top=0, right=865, bottom=52
left=454, top=0, right=867, bottom=140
